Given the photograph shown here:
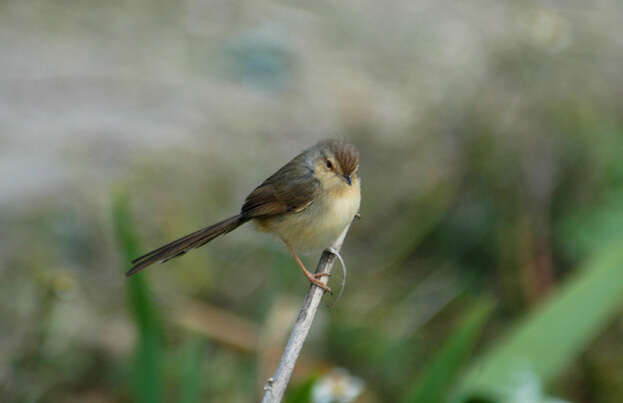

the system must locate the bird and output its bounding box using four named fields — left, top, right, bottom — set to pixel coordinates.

left=126, top=139, right=361, bottom=292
